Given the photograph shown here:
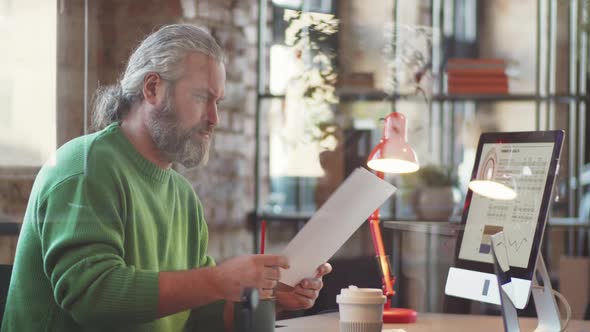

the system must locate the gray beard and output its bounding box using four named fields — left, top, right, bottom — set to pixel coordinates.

left=148, top=97, right=210, bottom=168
